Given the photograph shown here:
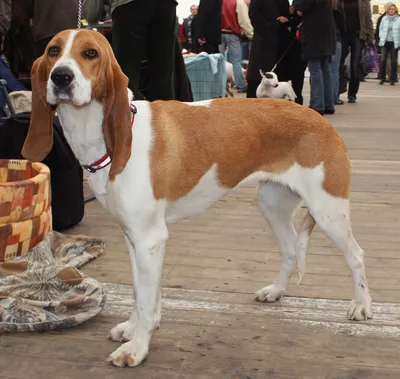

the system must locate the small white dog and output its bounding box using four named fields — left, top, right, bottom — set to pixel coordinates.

left=256, top=70, right=297, bottom=101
